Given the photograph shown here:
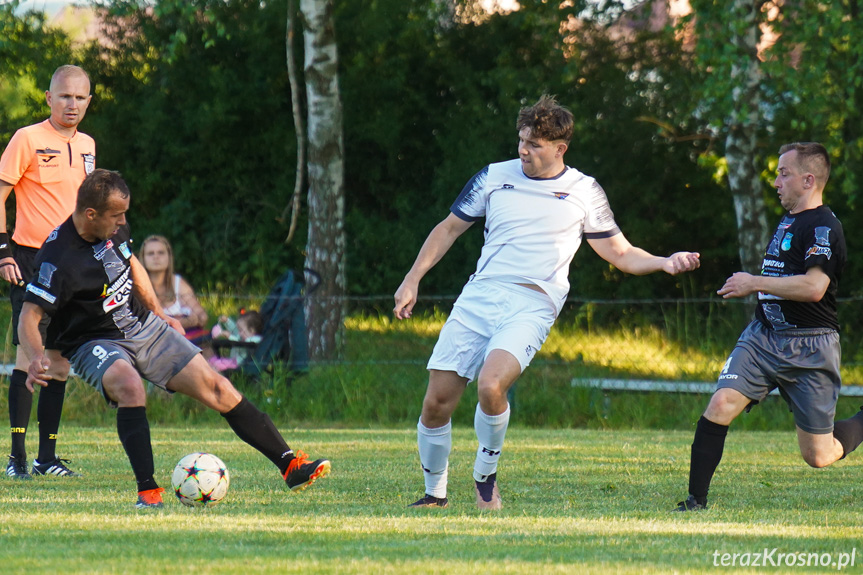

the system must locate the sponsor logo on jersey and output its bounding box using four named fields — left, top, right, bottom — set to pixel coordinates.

left=767, top=218, right=794, bottom=256
left=502, top=184, right=514, bottom=189
left=102, top=268, right=133, bottom=313
left=553, top=192, right=570, bottom=200
left=118, top=242, right=131, bottom=259
left=45, top=228, right=59, bottom=243
left=762, top=259, right=785, bottom=269
left=36, top=148, right=61, bottom=163
left=806, top=245, right=832, bottom=259
left=93, top=239, right=114, bottom=261
left=81, top=153, right=95, bottom=175
left=38, top=262, right=57, bottom=288
left=26, top=284, right=56, bottom=304
left=781, top=233, right=793, bottom=251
